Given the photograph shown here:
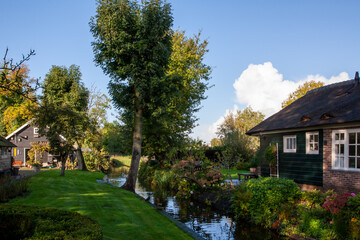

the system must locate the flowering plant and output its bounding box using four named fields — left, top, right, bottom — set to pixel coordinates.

left=322, top=192, right=355, bottom=214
